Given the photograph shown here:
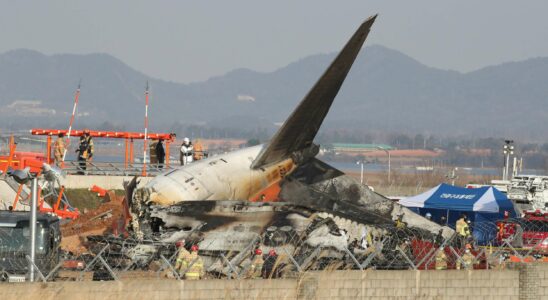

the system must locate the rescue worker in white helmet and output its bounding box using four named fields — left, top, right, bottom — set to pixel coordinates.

left=180, top=137, right=194, bottom=166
